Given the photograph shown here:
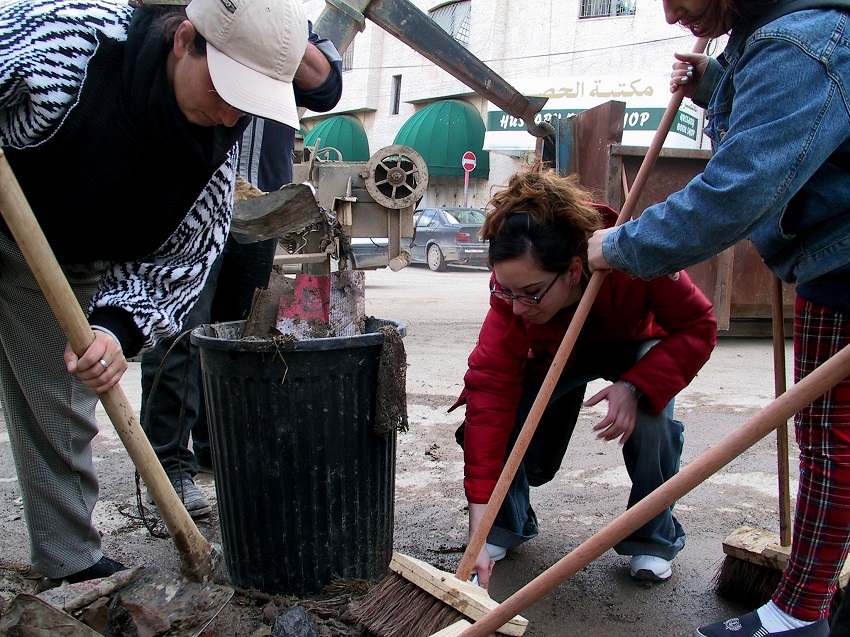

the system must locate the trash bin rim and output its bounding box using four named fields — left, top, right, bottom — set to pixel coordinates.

left=190, top=317, right=406, bottom=353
